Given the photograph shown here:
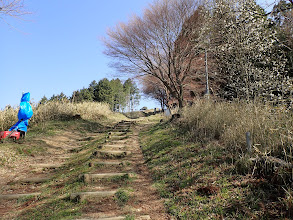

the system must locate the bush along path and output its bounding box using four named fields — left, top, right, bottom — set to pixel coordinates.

left=0, top=119, right=169, bottom=219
